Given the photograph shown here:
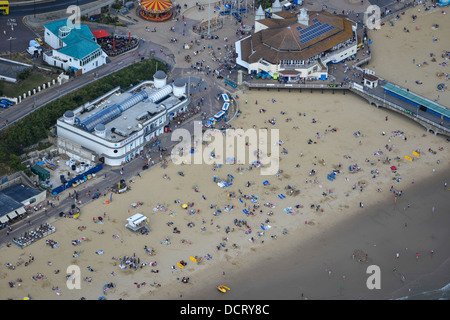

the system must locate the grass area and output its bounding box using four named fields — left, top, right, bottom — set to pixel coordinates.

left=2, top=70, right=54, bottom=98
